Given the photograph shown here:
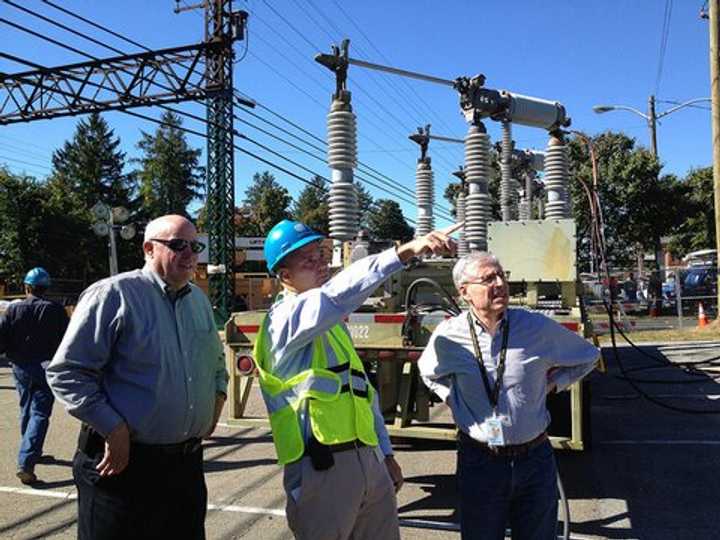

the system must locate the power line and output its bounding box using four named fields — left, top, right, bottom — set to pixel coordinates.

left=655, top=0, right=674, bottom=95
left=3, top=4, right=451, bottom=221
